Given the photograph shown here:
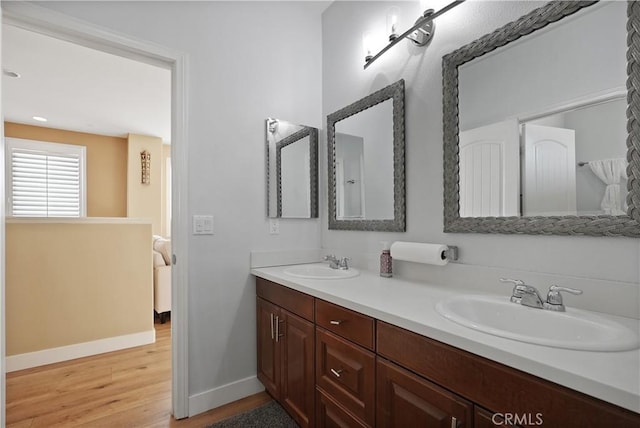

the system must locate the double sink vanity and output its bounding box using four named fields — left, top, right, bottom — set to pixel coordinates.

left=256, top=0, right=640, bottom=426
left=252, top=263, right=640, bottom=427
